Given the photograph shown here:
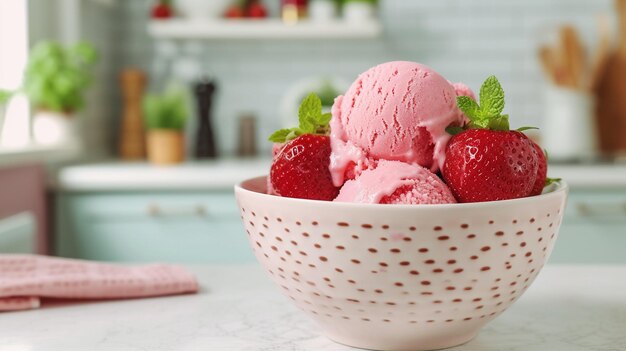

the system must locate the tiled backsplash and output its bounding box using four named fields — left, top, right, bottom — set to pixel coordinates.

left=95, top=0, right=612, bottom=155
